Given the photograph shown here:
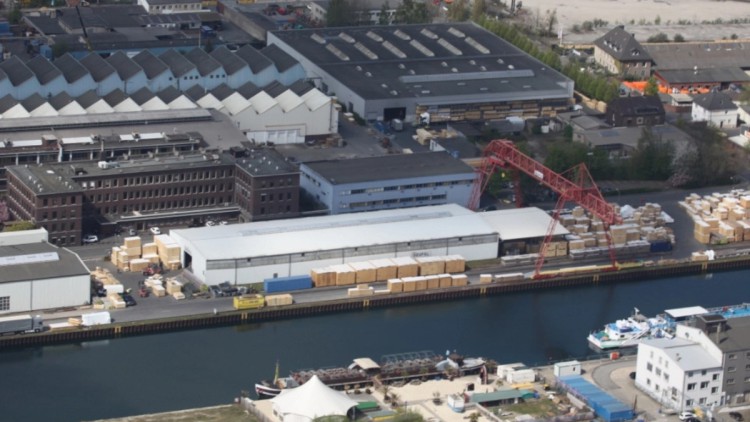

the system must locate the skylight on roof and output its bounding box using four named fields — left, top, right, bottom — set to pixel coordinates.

left=465, top=37, right=490, bottom=54
left=326, top=44, right=350, bottom=61
left=420, top=28, right=438, bottom=39
left=354, top=42, right=378, bottom=60
left=338, top=32, right=355, bottom=43
left=382, top=40, right=406, bottom=59
left=366, top=31, right=383, bottom=42
left=394, top=30, right=411, bottom=40
left=438, top=38, right=462, bottom=55
left=409, top=39, right=434, bottom=57
left=448, top=27, right=466, bottom=38
left=311, top=33, right=326, bottom=44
